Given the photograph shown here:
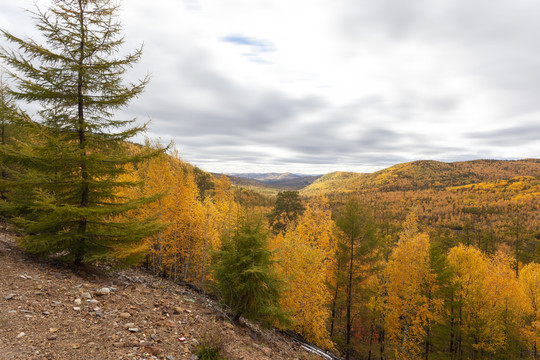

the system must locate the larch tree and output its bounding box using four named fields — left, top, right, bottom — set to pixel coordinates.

left=384, top=213, right=442, bottom=360
left=0, top=0, right=161, bottom=264
left=520, top=262, right=540, bottom=358
left=273, top=194, right=338, bottom=349
left=212, top=216, right=288, bottom=326
left=447, top=244, right=509, bottom=358
left=335, top=198, right=378, bottom=360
